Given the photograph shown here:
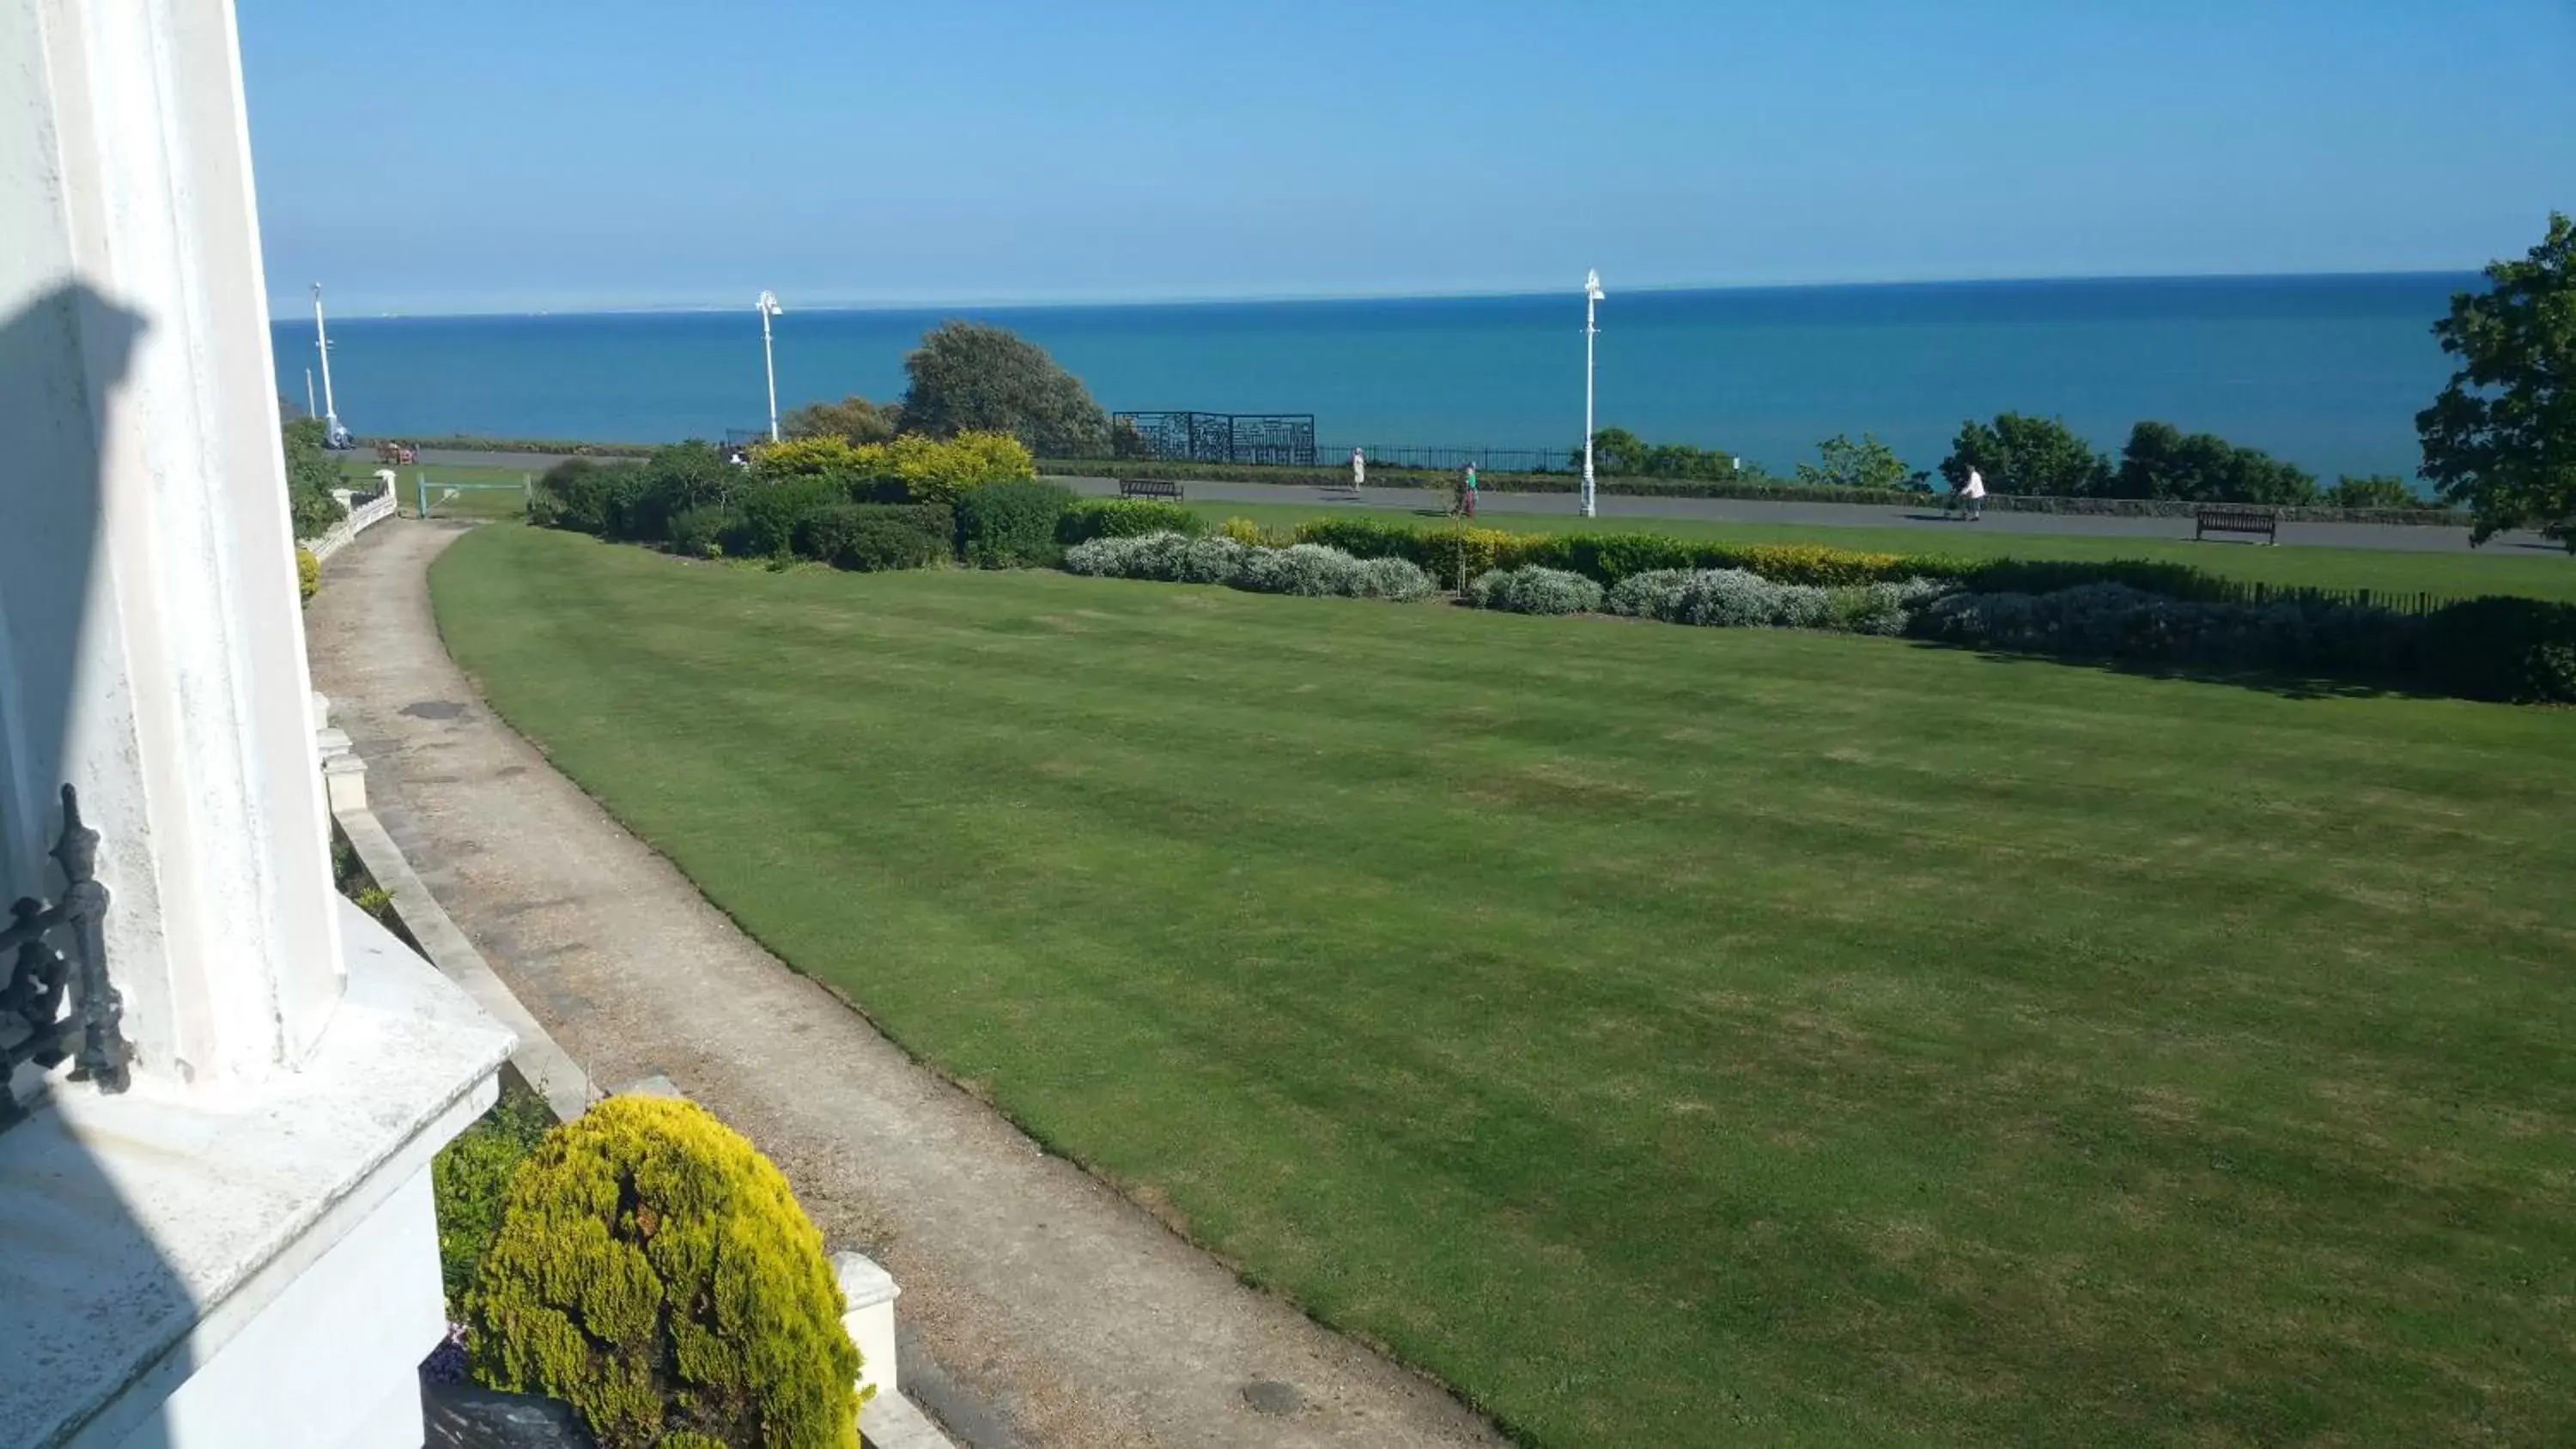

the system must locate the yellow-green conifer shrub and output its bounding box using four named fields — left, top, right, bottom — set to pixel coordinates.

left=295, top=546, right=321, bottom=602
left=465, top=1095, right=864, bottom=1449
